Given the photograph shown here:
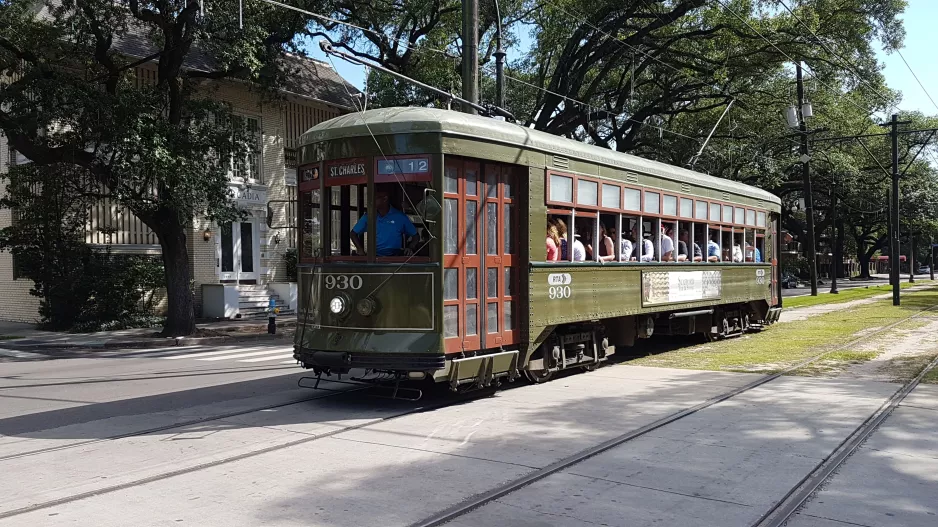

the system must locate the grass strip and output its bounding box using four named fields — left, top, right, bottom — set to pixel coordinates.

left=0, top=335, right=24, bottom=341
left=629, top=289, right=938, bottom=374
left=783, top=282, right=920, bottom=309
left=922, top=366, right=938, bottom=384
